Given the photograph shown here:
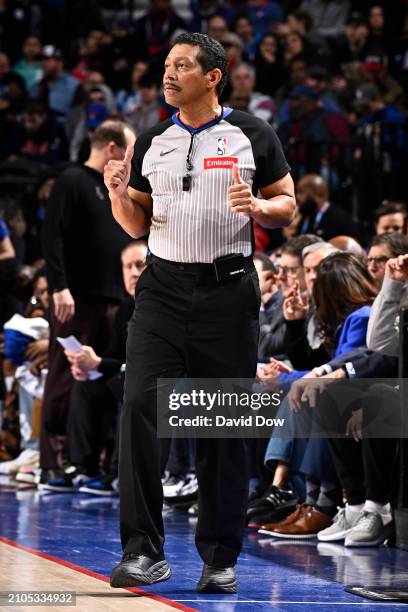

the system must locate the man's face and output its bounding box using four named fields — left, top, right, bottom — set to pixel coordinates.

left=163, top=44, right=218, bottom=108
left=0, top=54, right=10, bottom=79
left=370, top=6, right=384, bottom=30
left=277, top=253, right=304, bottom=291
left=289, top=96, right=315, bottom=120
left=23, top=37, right=42, bottom=60
left=85, top=71, right=105, bottom=91
left=290, top=60, right=307, bottom=84
left=296, top=177, right=316, bottom=209
left=23, top=111, right=46, bottom=132
left=367, top=244, right=391, bottom=285
left=42, top=57, right=62, bottom=78
left=140, top=84, right=159, bottom=105
left=207, top=16, right=228, bottom=42
left=235, top=17, right=252, bottom=40
left=231, top=66, right=254, bottom=95
left=376, top=213, right=405, bottom=235
left=122, top=244, right=148, bottom=295
left=132, top=61, right=148, bottom=87
left=303, top=250, right=326, bottom=295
